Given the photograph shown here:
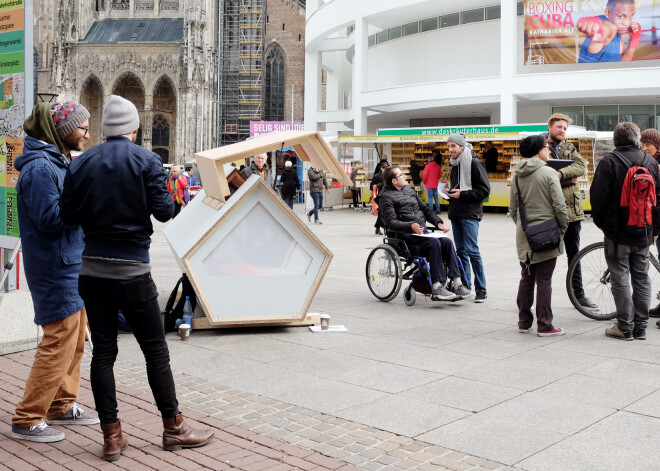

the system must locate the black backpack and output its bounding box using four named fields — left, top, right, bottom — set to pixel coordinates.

left=162, top=273, right=197, bottom=332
